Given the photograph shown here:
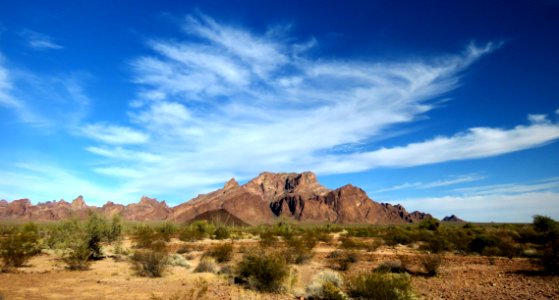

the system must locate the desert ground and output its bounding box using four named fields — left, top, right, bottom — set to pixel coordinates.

left=1, top=230, right=558, bottom=300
